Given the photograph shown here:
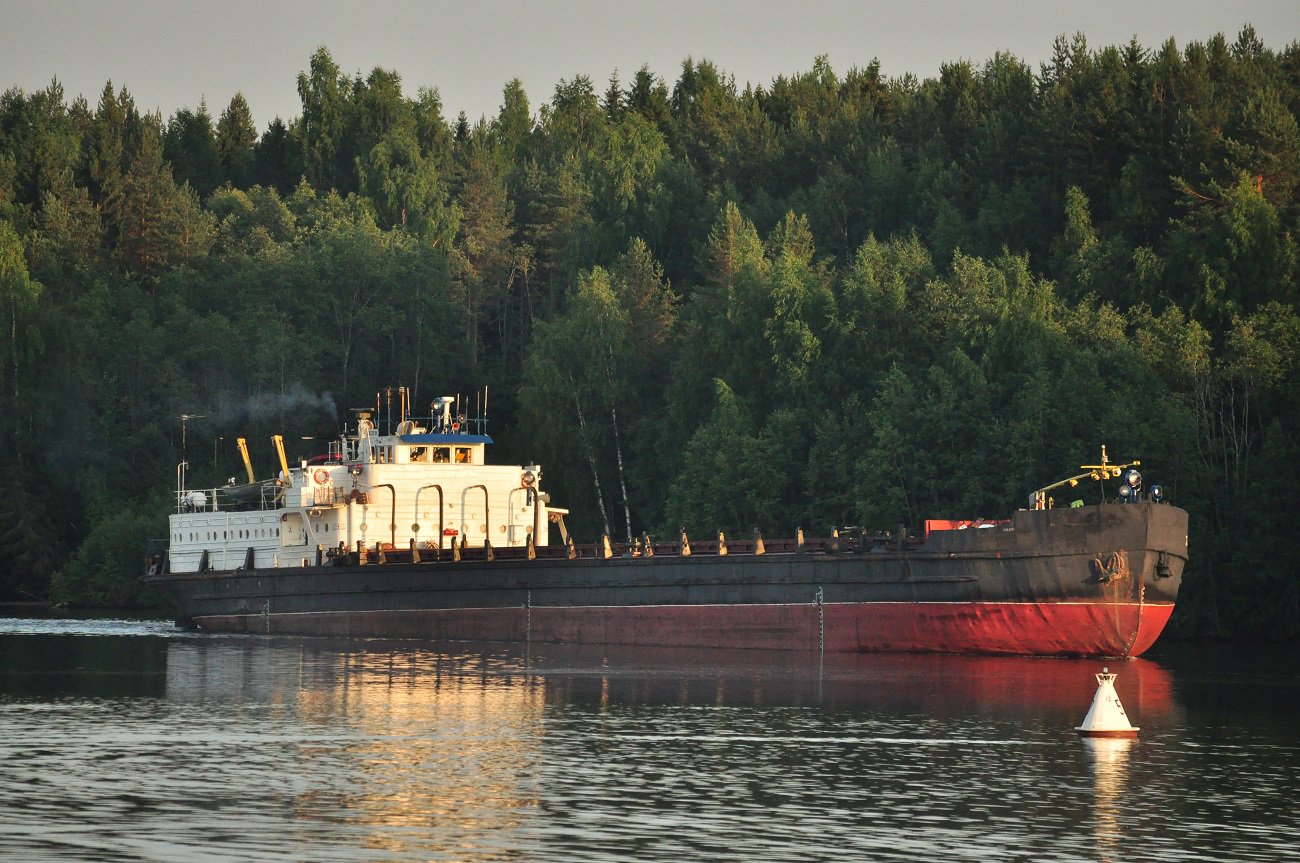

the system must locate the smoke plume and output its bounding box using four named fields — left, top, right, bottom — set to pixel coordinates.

left=214, top=385, right=338, bottom=426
